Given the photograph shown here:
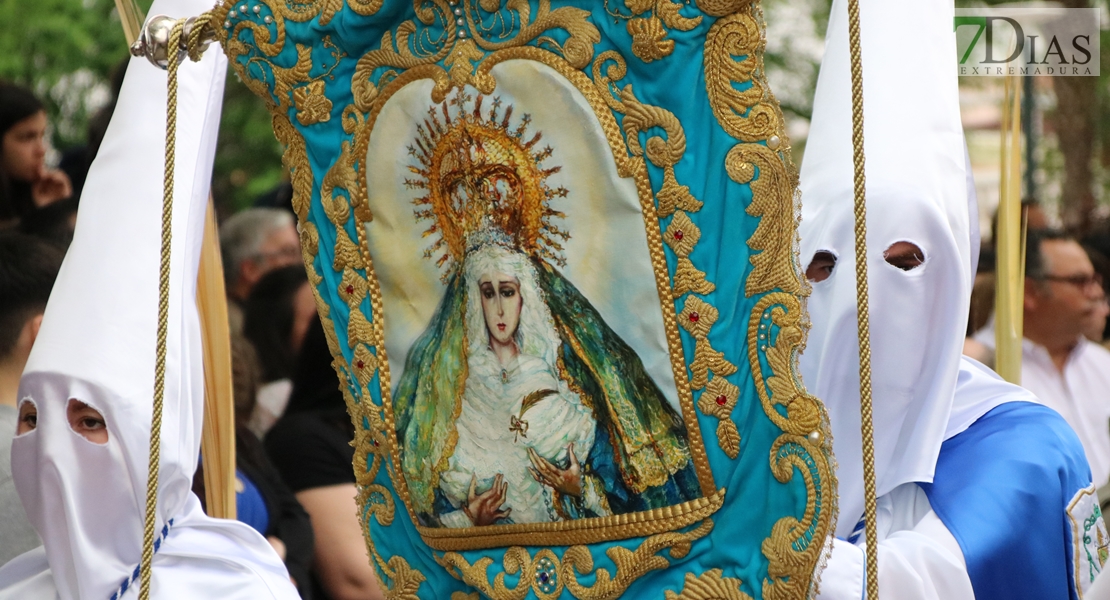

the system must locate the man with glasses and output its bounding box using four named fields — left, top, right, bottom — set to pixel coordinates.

left=219, top=207, right=301, bottom=333
left=980, top=229, right=1110, bottom=487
